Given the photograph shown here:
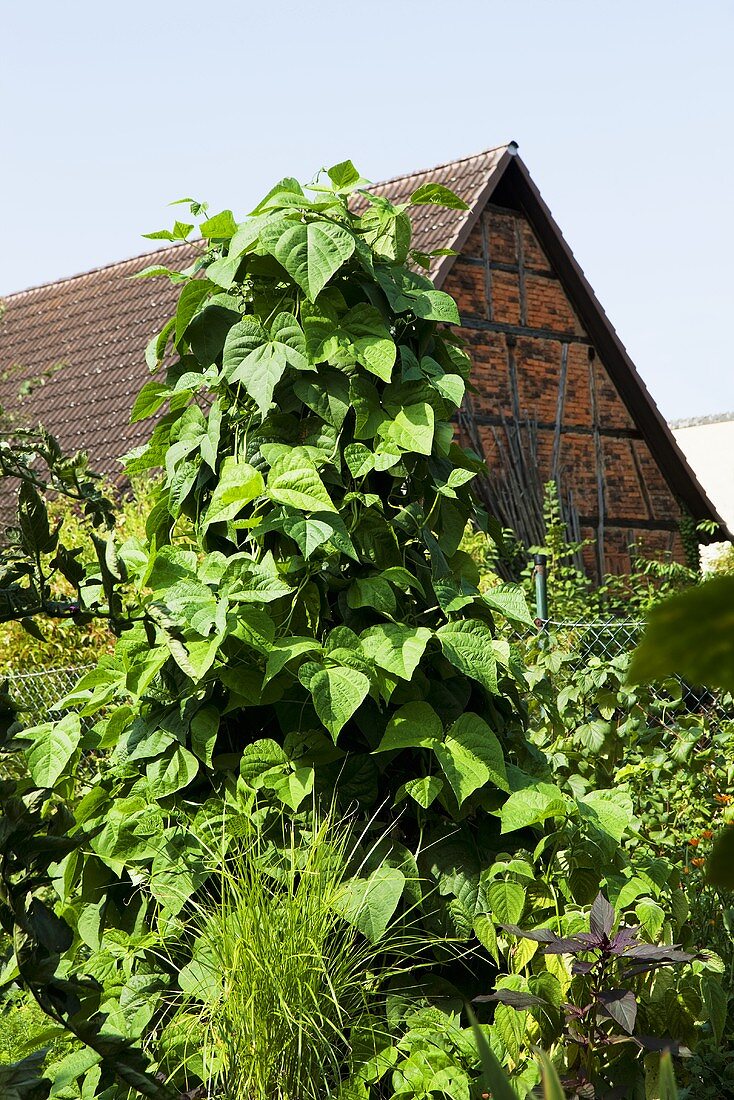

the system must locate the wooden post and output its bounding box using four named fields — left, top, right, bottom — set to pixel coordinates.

left=551, top=342, right=569, bottom=481
left=515, top=218, right=527, bottom=326
left=629, top=439, right=654, bottom=521
left=481, top=212, right=493, bottom=322
left=506, top=334, right=521, bottom=425
left=588, top=347, right=607, bottom=577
